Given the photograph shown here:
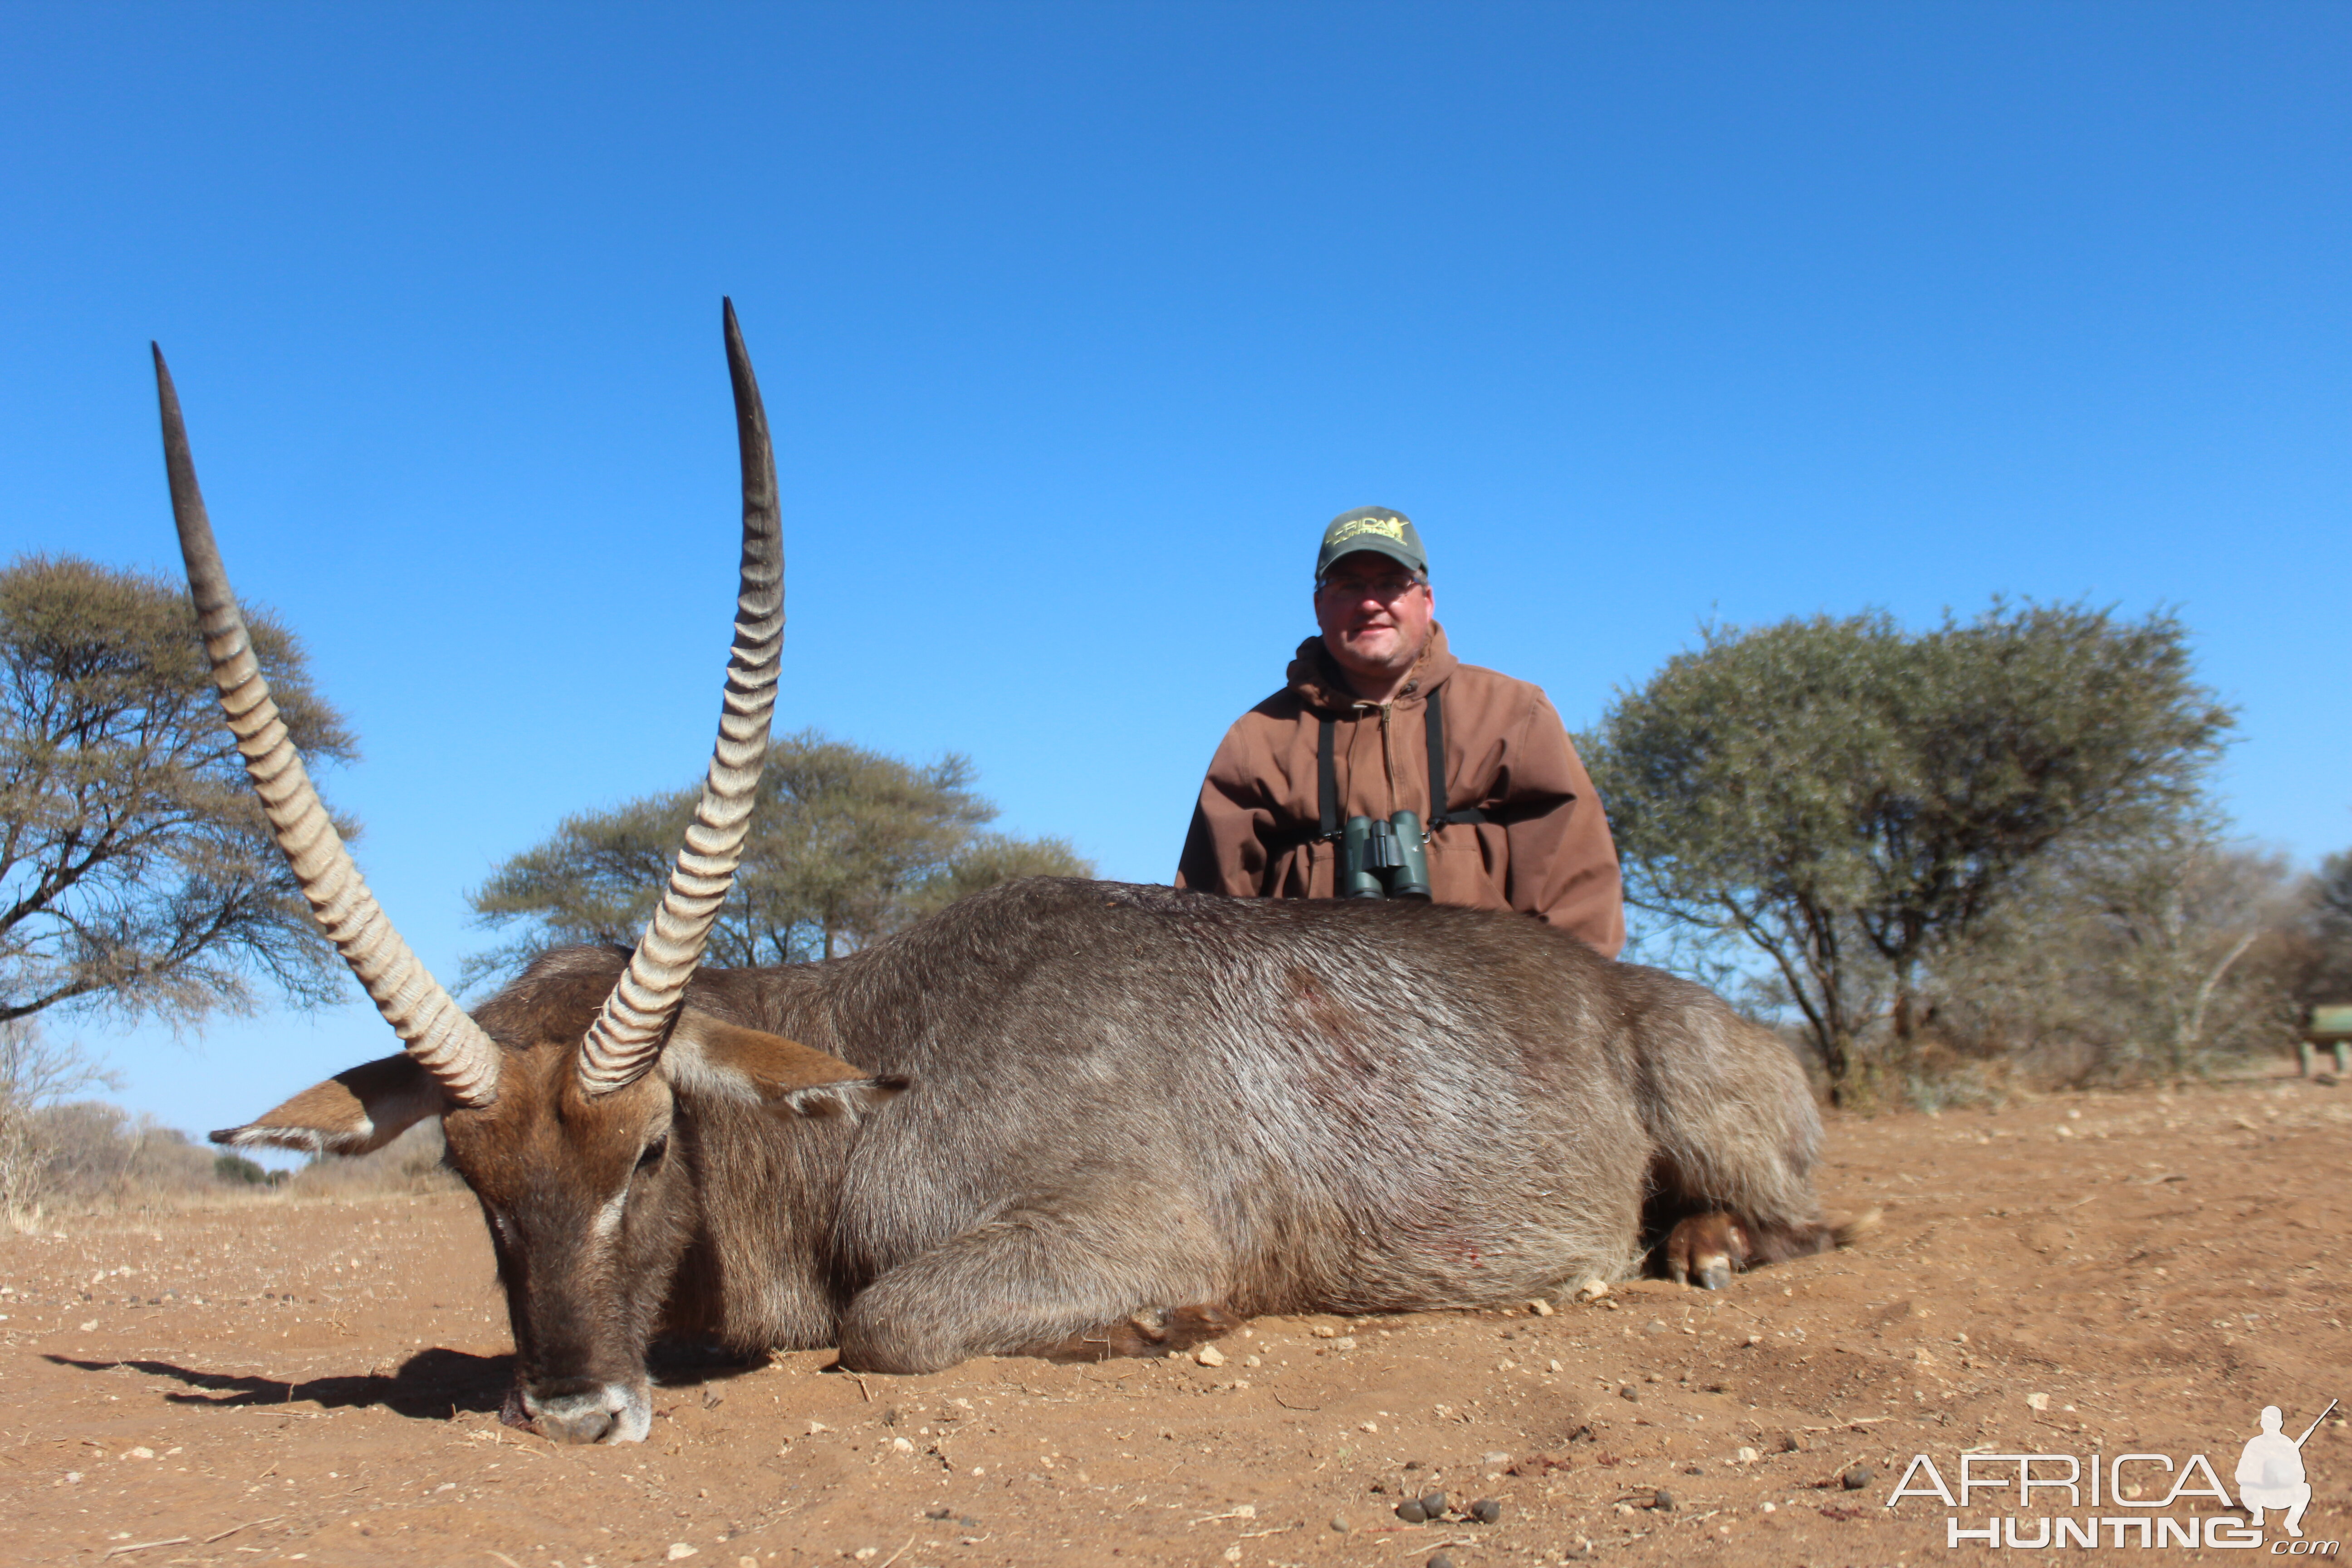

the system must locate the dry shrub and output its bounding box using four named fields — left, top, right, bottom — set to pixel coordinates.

left=2, top=1014, right=458, bottom=1218
left=1919, top=833, right=2304, bottom=1093
left=18, top=1100, right=225, bottom=1214
left=283, top=1119, right=461, bottom=1198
